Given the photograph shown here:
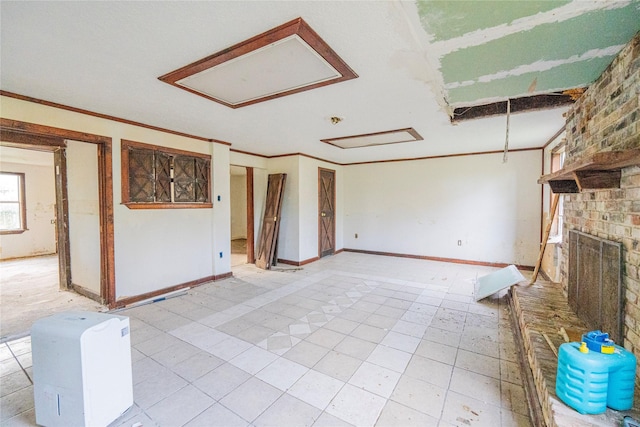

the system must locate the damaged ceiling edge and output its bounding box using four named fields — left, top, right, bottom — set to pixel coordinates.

left=450, top=91, right=581, bottom=123
left=395, top=0, right=454, bottom=118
